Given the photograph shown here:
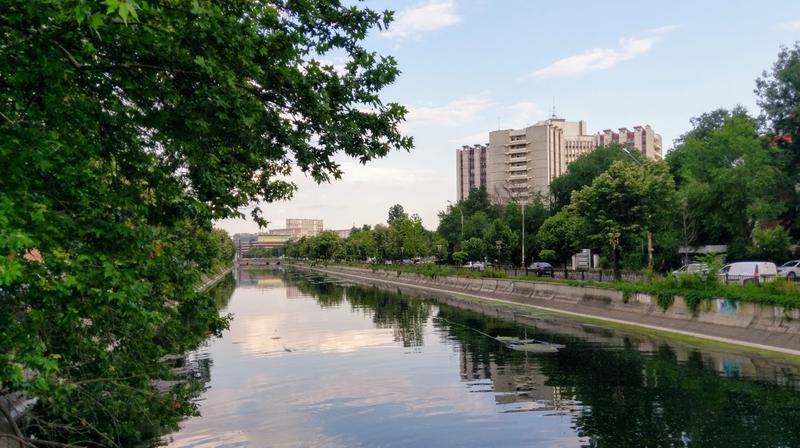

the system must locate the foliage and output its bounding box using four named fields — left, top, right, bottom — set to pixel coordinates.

left=436, top=188, right=548, bottom=265
left=244, top=247, right=272, bottom=258
left=667, top=108, right=787, bottom=254
left=571, top=160, right=679, bottom=278
left=538, top=249, right=557, bottom=263
left=536, top=209, right=586, bottom=267
left=549, top=144, right=639, bottom=211
left=483, top=219, right=518, bottom=264
left=462, top=237, right=487, bottom=261
left=452, top=251, right=468, bottom=265
left=365, top=262, right=508, bottom=280
left=756, top=43, right=800, bottom=237
left=0, top=0, right=408, bottom=445
left=387, top=204, right=409, bottom=226
left=751, top=225, right=792, bottom=262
